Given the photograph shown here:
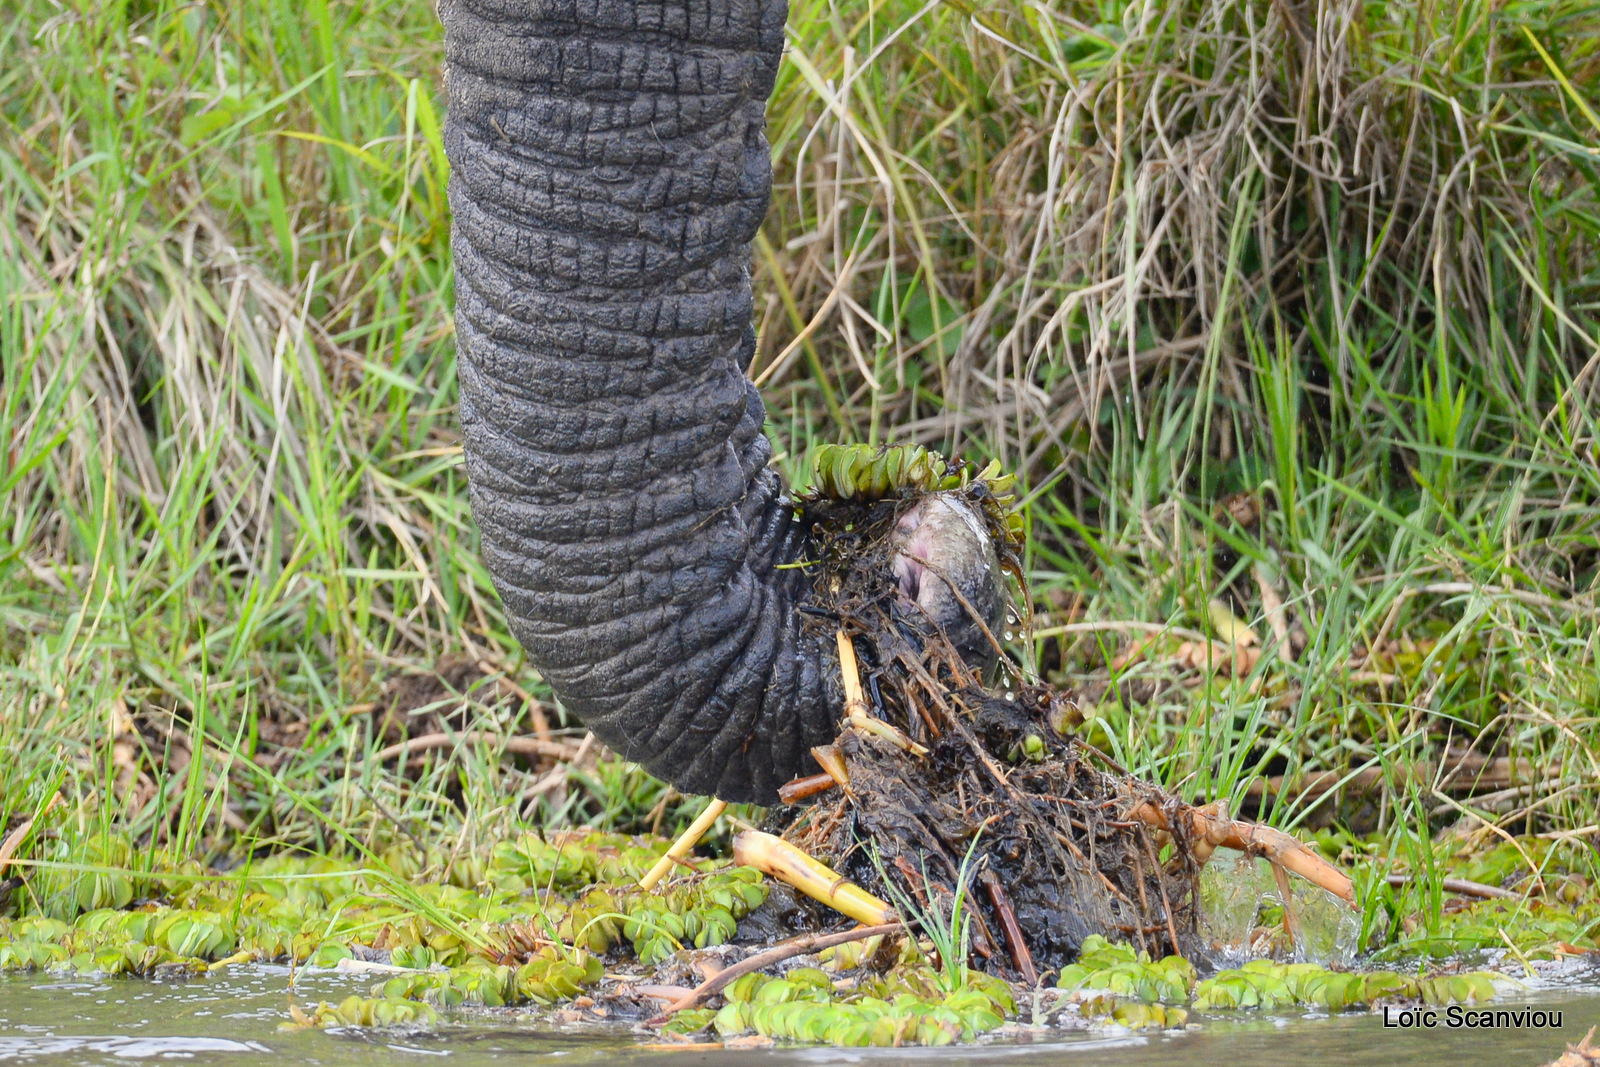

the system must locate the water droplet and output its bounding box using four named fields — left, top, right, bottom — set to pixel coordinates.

left=1005, top=692, right=1015, bottom=701
left=1004, top=631, right=1015, bottom=641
